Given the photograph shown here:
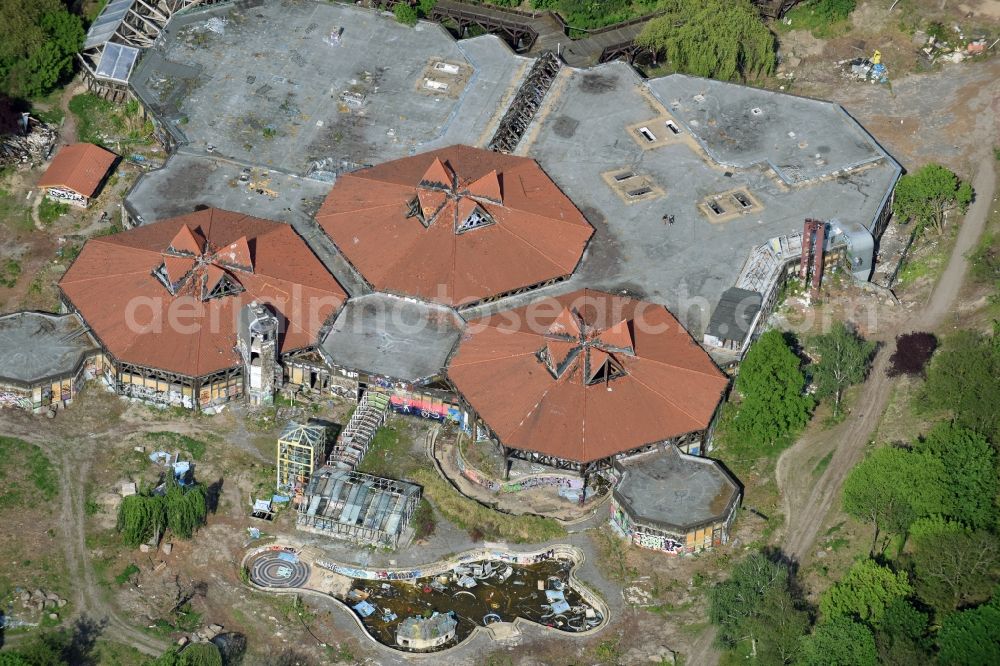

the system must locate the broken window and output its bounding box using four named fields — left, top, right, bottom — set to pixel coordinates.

left=626, top=187, right=653, bottom=198
left=456, top=206, right=495, bottom=233
left=585, top=355, right=627, bottom=386
left=613, top=171, right=636, bottom=182
left=432, top=62, right=460, bottom=75
left=708, top=200, right=726, bottom=215
left=665, top=120, right=681, bottom=135
left=204, top=273, right=243, bottom=301
left=637, top=127, right=656, bottom=143
left=405, top=197, right=427, bottom=226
